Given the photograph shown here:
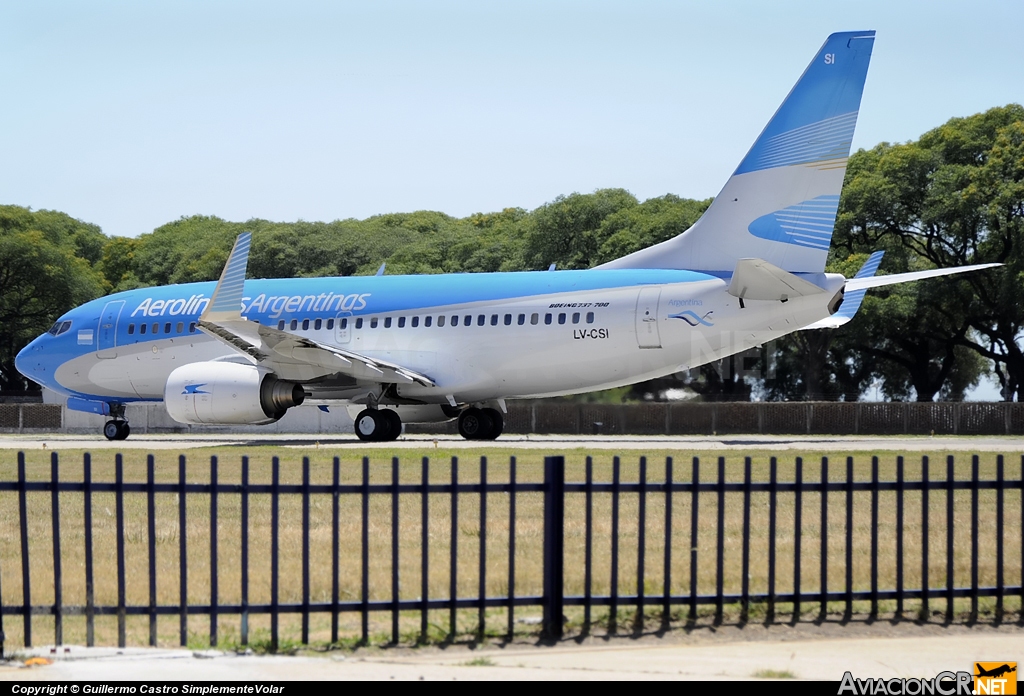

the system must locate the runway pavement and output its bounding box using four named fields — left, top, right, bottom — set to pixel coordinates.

left=2, top=624, right=1022, bottom=681
left=0, top=432, right=1022, bottom=451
